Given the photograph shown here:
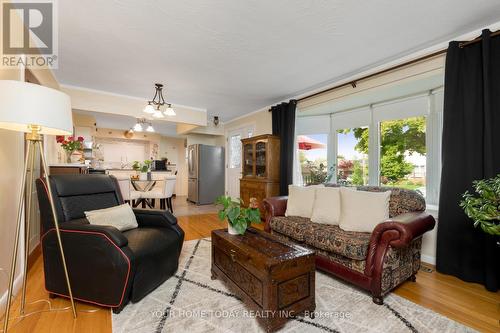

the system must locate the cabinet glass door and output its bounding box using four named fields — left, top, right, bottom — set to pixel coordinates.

left=255, top=141, right=267, bottom=177
left=243, top=143, right=254, bottom=177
